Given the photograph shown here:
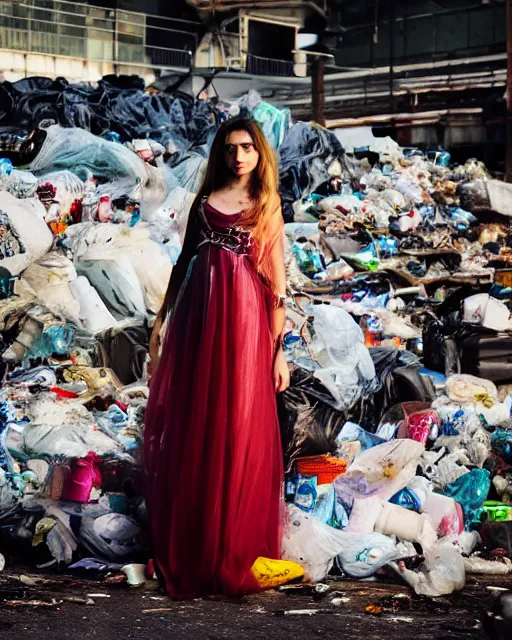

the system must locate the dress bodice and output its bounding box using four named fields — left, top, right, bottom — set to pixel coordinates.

left=197, top=200, right=252, bottom=255
left=204, top=202, right=242, bottom=229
